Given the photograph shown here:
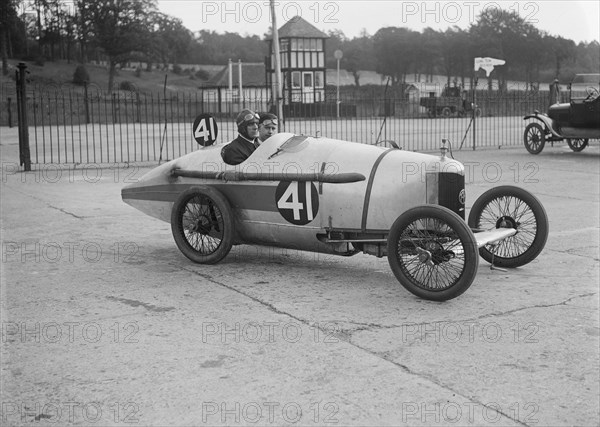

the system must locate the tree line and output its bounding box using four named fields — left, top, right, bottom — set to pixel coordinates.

left=1, top=0, right=598, bottom=92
